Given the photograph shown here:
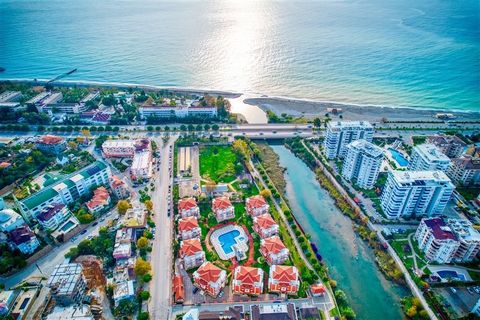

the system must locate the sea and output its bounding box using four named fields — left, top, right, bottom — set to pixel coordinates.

left=0, top=0, right=479, bottom=112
